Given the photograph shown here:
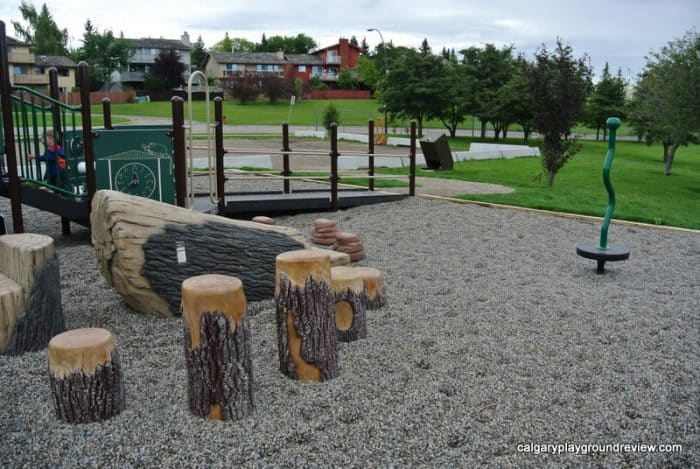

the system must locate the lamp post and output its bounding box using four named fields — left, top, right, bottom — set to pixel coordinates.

left=367, top=28, right=388, bottom=135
